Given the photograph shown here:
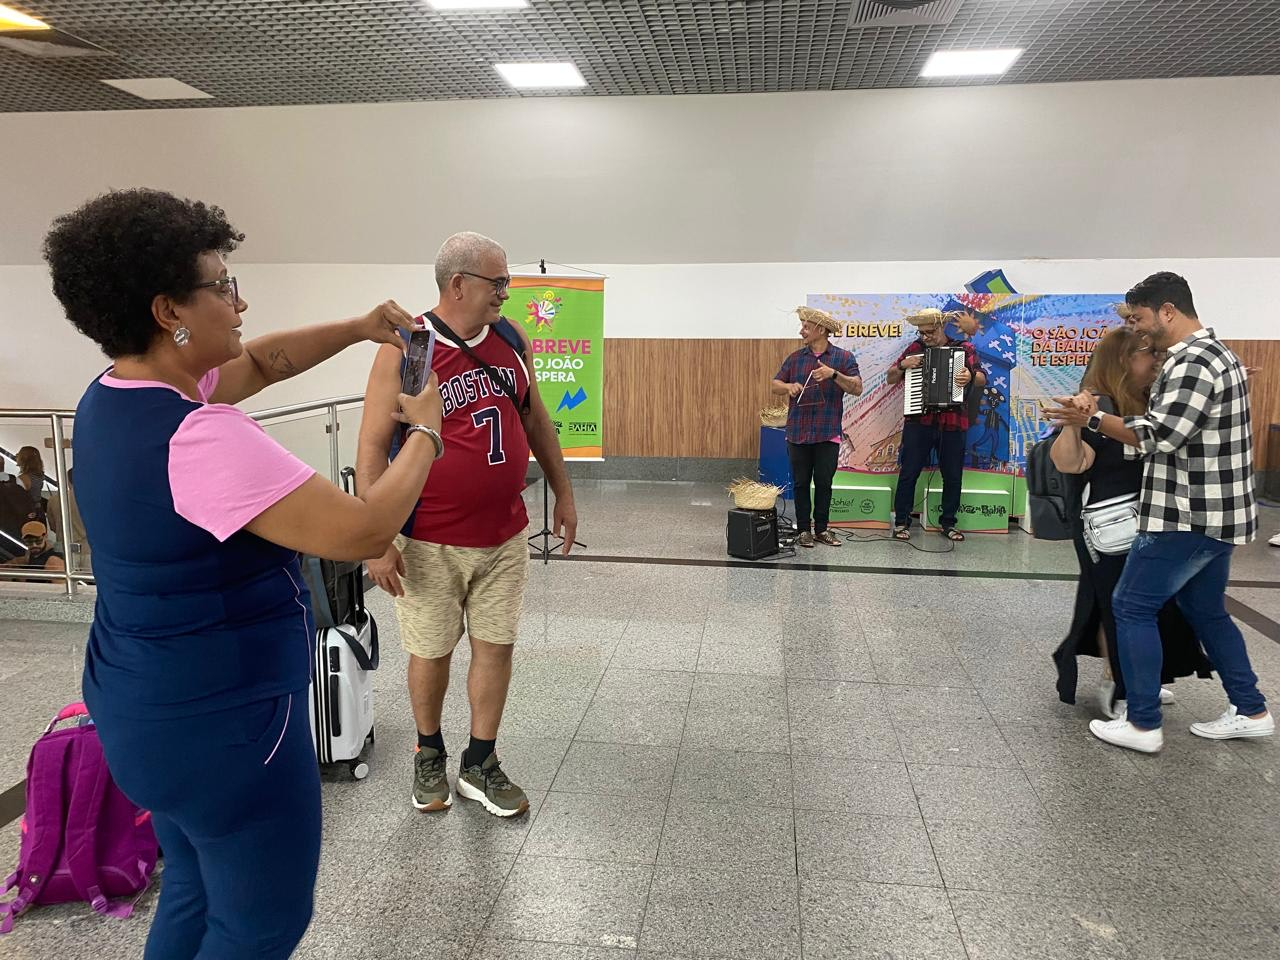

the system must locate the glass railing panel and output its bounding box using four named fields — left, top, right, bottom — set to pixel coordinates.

left=258, top=410, right=335, bottom=481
